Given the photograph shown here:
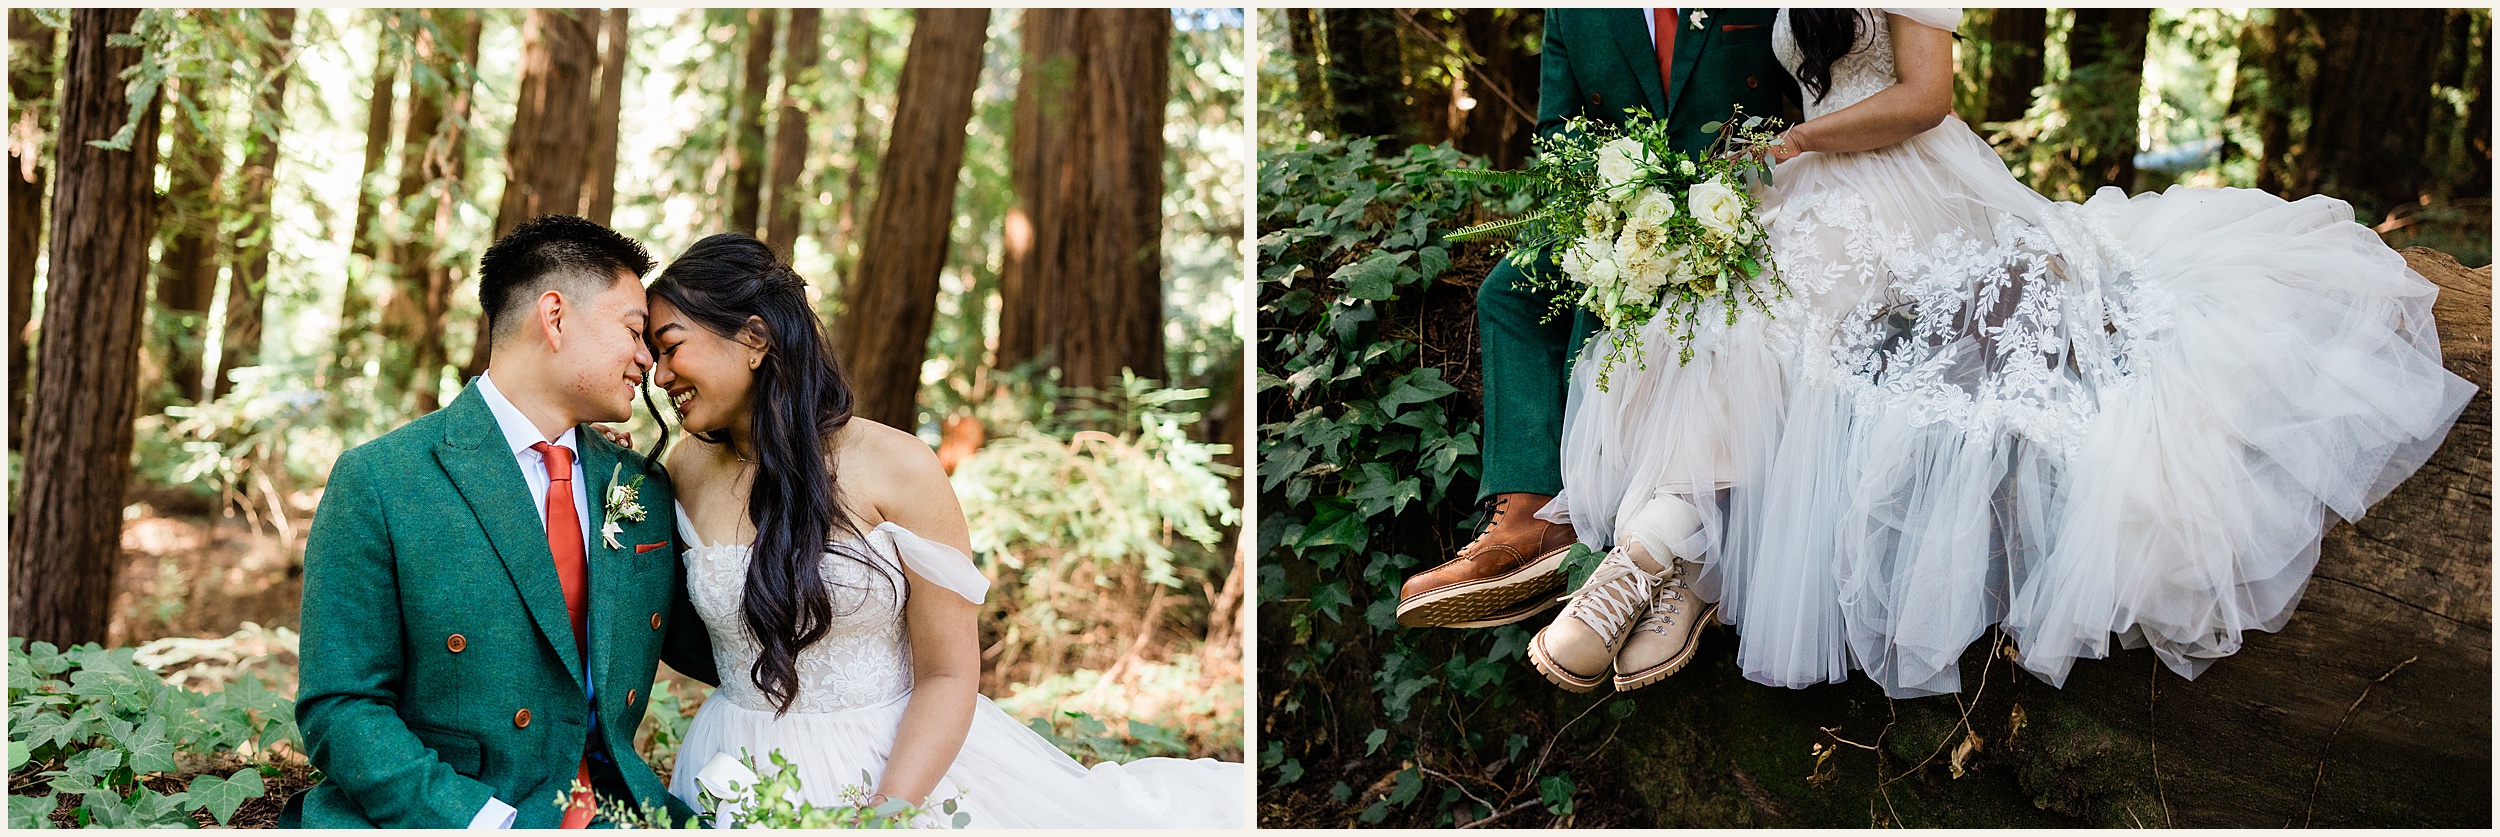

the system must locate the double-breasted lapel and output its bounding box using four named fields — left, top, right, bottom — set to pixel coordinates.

left=575, top=430, right=632, bottom=705
left=1608, top=9, right=1670, bottom=119
left=1665, top=11, right=1717, bottom=122
left=433, top=385, right=589, bottom=696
